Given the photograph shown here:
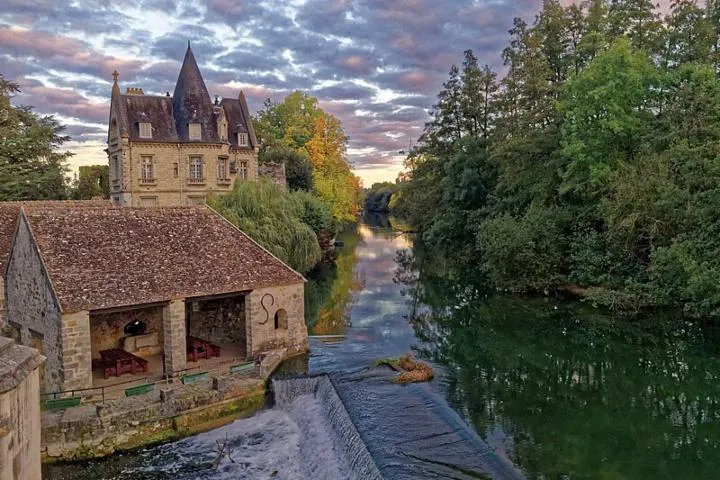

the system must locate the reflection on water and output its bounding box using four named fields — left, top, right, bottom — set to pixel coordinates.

left=305, top=214, right=720, bottom=479
left=305, top=214, right=415, bottom=372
